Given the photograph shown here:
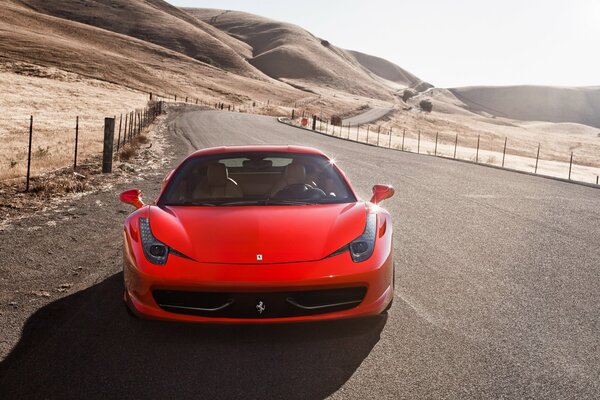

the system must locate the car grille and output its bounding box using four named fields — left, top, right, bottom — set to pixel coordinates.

left=152, top=287, right=367, bottom=318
